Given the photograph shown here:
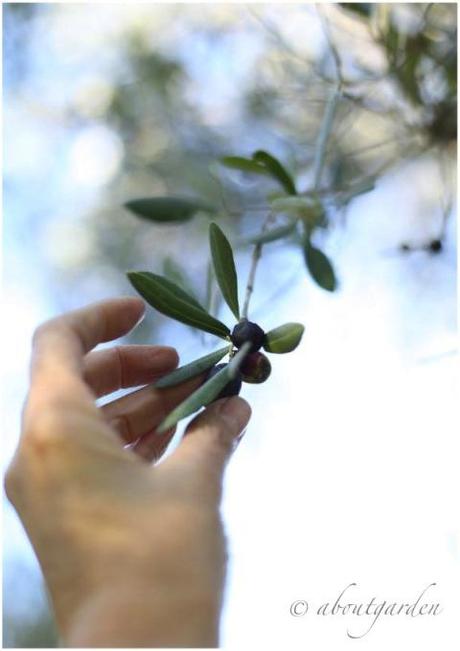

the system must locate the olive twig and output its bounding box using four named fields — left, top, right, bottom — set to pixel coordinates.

left=313, top=82, right=342, bottom=191
left=241, top=211, right=276, bottom=319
